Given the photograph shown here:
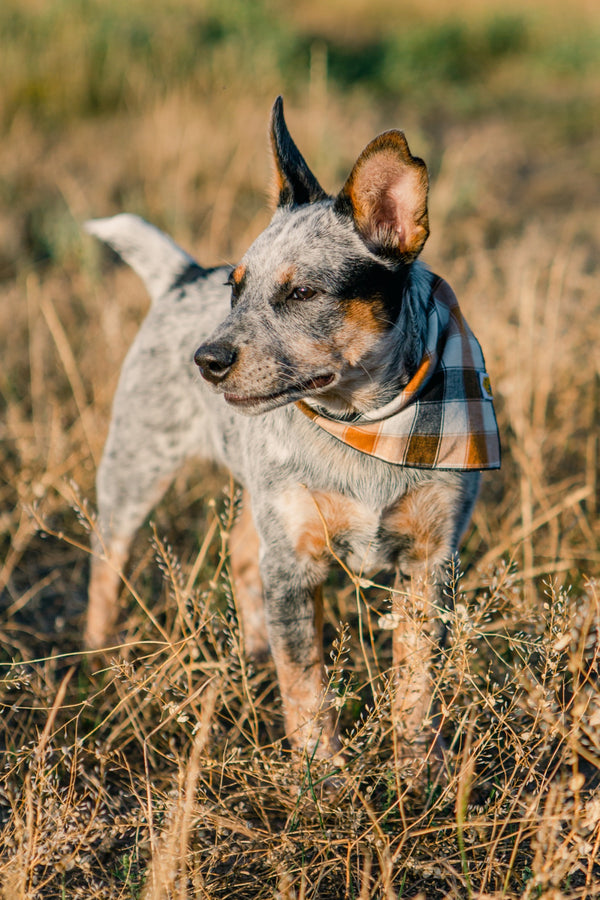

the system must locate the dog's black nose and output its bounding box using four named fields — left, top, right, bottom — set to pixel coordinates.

left=194, top=342, right=237, bottom=384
